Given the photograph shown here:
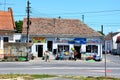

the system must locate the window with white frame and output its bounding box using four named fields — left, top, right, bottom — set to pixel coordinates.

left=86, top=45, right=98, bottom=53
left=3, top=37, right=9, bottom=42
left=57, top=45, right=69, bottom=52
